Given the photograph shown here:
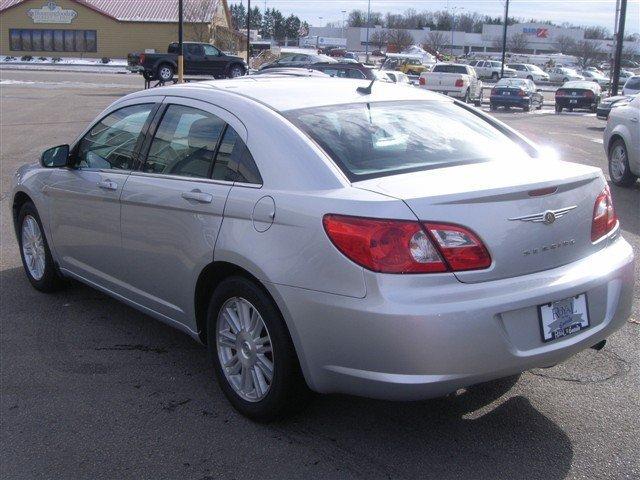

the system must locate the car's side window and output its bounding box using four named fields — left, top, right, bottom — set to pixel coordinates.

left=75, top=103, right=153, bottom=170
left=213, top=127, right=262, bottom=185
left=143, top=105, right=225, bottom=178
left=203, top=44, right=220, bottom=56
left=346, top=69, right=366, bottom=79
